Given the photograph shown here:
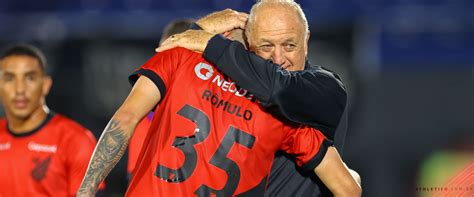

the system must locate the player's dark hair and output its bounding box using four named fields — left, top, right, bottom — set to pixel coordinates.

left=161, top=19, right=194, bottom=40
left=0, top=44, right=47, bottom=72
